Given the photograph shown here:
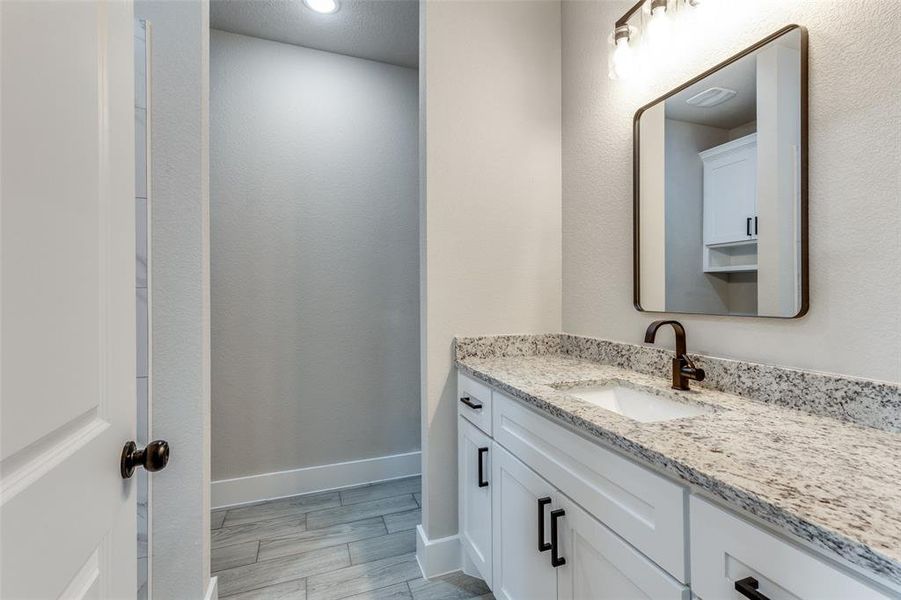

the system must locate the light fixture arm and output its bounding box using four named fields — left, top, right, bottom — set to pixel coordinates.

left=615, top=0, right=672, bottom=28
left=615, top=0, right=649, bottom=28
